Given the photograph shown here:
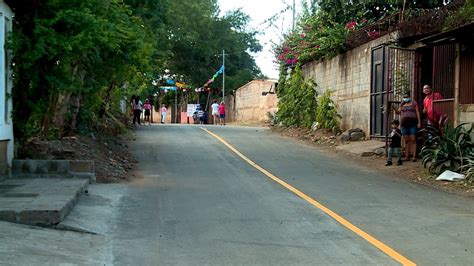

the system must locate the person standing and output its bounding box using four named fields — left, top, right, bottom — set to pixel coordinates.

left=132, top=96, right=142, bottom=125
left=386, top=120, right=402, bottom=166
left=143, top=99, right=152, bottom=125
left=422, top=84, right=443, bottom=127
left=394, top=92, right=421, bottom=162
left=211, top=99, right=219, bottom=125
left=218, top=101, right=226, bottom=126
left=161, top=104, right=167, bottom=124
